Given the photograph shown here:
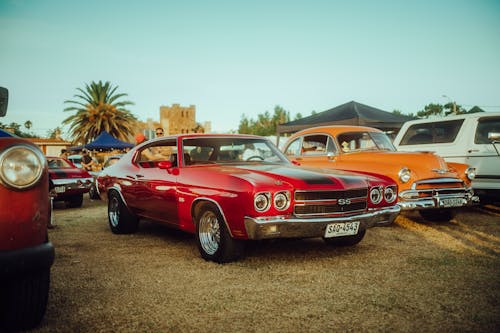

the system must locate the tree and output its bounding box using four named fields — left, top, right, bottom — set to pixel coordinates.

left=238, top=105, right=291, bottom=136
left=24, top=120, right=32, bottom=130
left=0, top=121, right=37, bottom=138
left=417, top=103, right=444, bottom=118
left=63, top=80, right=137, bottom=144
